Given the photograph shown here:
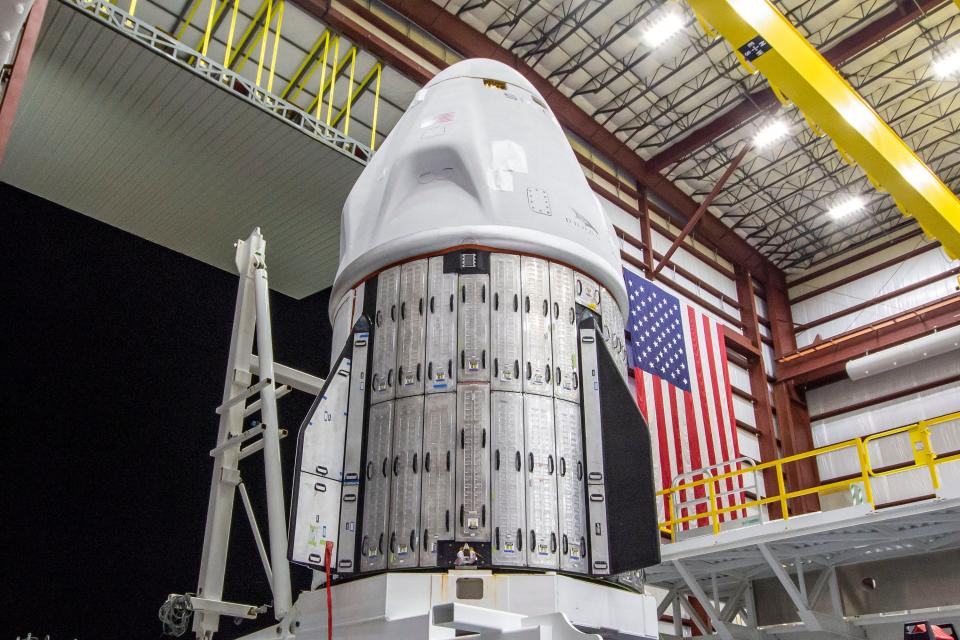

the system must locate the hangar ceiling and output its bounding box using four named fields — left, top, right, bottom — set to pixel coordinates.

left=434, top=0, right=960, bottom=272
